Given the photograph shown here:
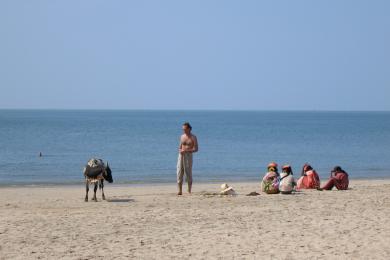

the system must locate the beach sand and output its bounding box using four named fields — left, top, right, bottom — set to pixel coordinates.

left=1, top=180, right=390, bottom=259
